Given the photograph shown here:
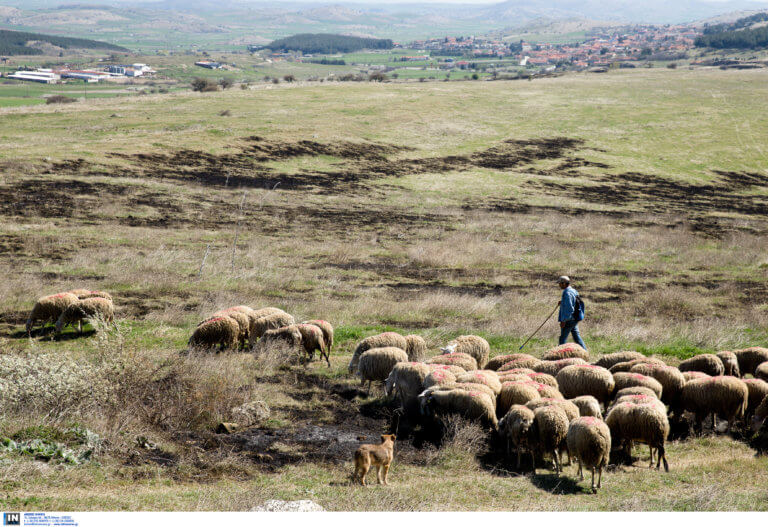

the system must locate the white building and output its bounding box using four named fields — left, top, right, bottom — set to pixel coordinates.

left=7, top=70, right=59, bottom=83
